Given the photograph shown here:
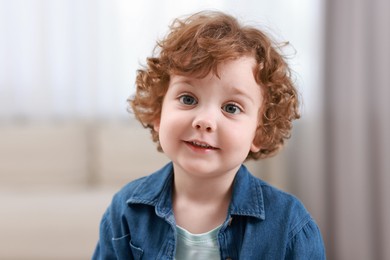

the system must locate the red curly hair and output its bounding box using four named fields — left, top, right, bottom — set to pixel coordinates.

left=129, top=11, right=300, bottom=160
